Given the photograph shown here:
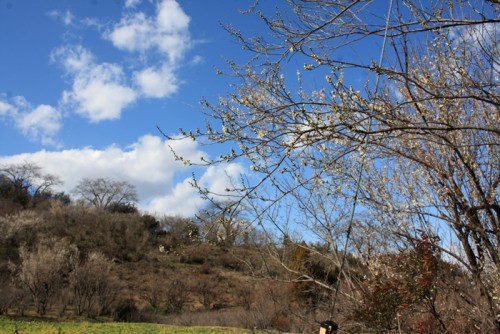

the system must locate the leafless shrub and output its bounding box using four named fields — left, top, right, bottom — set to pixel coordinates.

left=179, top=243, right=218, bottom=265
left=165, top=278, right=189, bottom=313
left=141, top=277, right=166, bottom=315
left=231, top=279, right=254, bottom=310
left=161, top=216, right=199, bottom=247
left=70, top=251, right=120, bottom=318
left=234, top=281, right=296, bottom=331
left=171, top=308, right=245, bottom=328
left=9, top=287, right=31, bottom=316
left=0, top=263, right=20, bottom=315
left=218, top=252, right=243, bottom=270
left=15, top=237, right=78, bottom=316
left=45, top=205, right=151, bottom=262
left=0, top=210, right=43, bottom=248
left=192, top=274, right=220, bottom=310
left=57, top=287, right=72, bottom=317
left=112, top=298, right=144, bottom=322
left=0, top=199, right=22, bottom=216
